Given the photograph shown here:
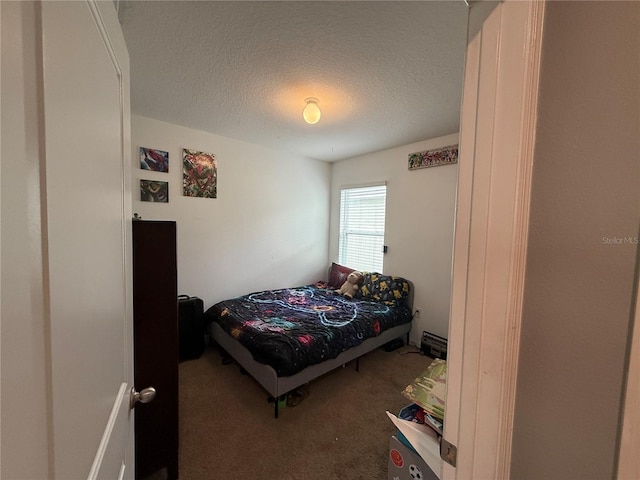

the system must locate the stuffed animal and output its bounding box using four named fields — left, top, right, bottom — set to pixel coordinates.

left=335, top=271, right=364, bottom=299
